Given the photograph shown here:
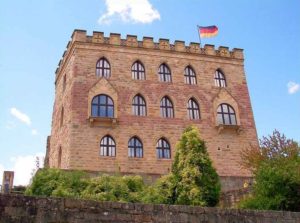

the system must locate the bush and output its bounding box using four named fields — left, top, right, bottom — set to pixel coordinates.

left=143, top=126, right=220, bottom=206
left=239, top=130, right=300, bottom=211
